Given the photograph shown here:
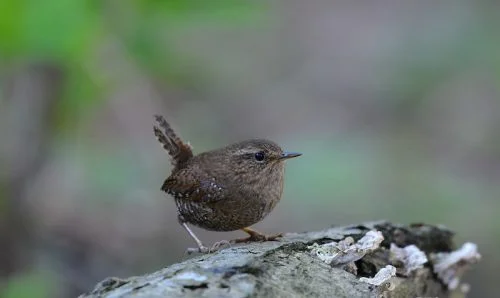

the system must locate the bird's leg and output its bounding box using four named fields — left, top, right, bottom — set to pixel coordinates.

left=178, top=217, right=230, bottom=254
left=178, top=217, right=209, bottom=254
left=230, top=227, right=283, bottom=244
